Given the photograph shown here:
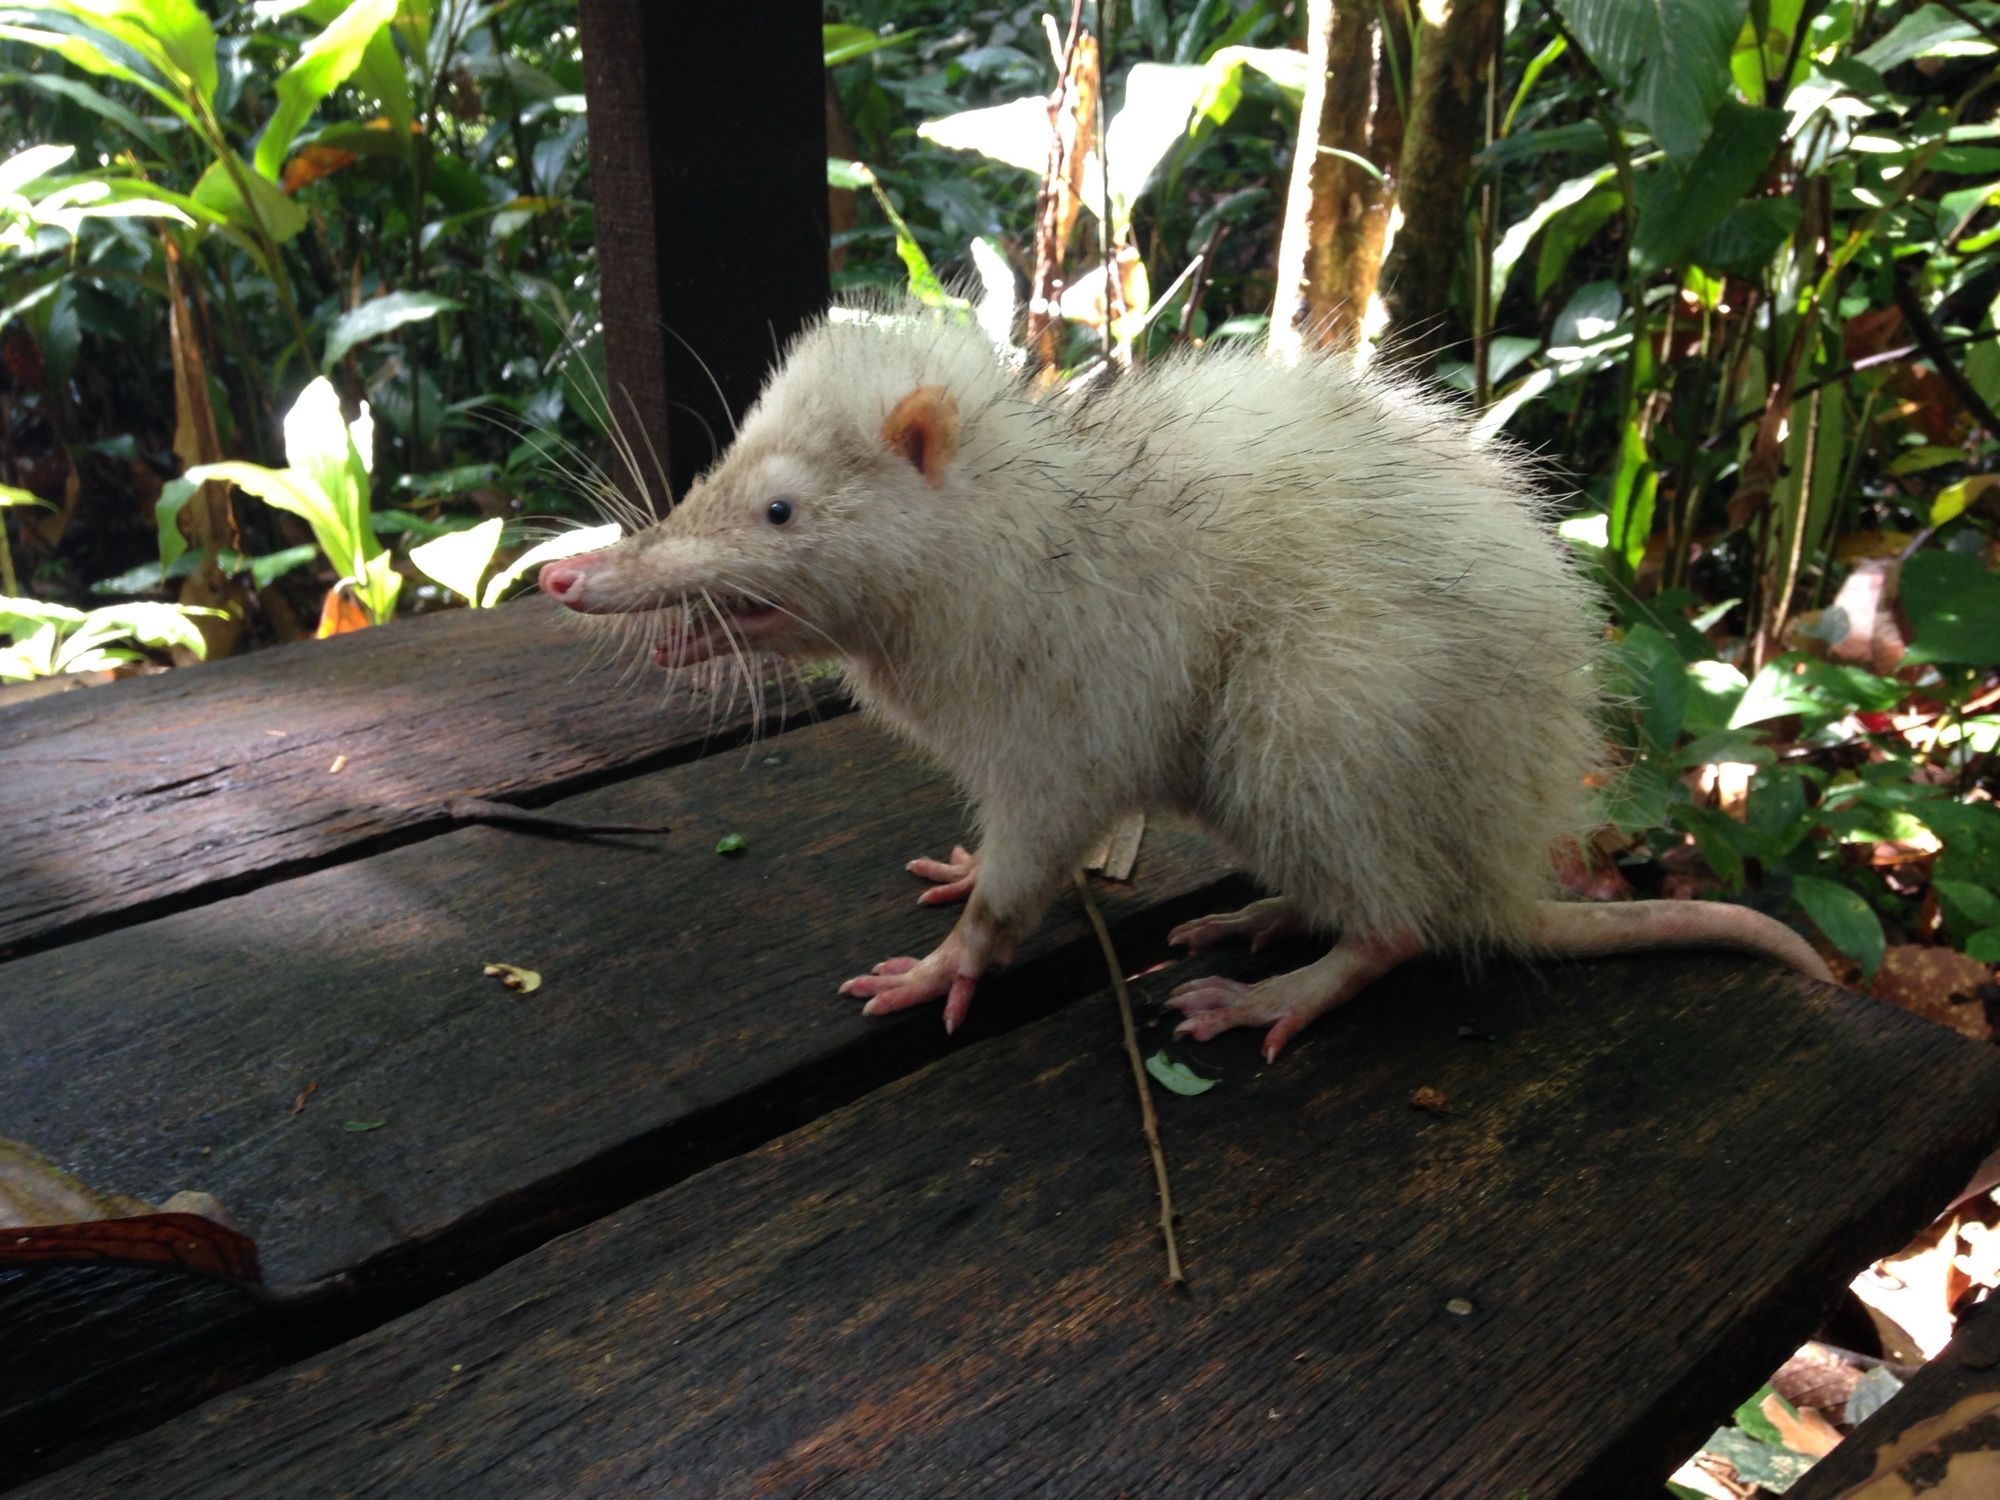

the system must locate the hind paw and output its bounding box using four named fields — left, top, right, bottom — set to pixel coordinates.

left=1164, top=930, right=1421, bottom=1064
left=1167, top=897, right=1302, bottom=954
left=907, top=845, right=978, bottom=906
